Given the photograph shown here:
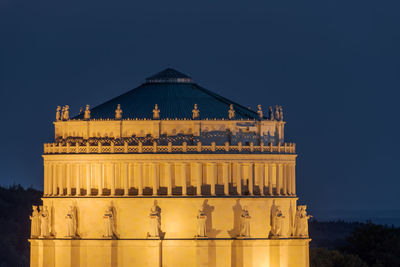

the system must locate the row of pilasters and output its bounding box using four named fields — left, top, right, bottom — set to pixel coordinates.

left=43, top=162, right=296, bottom=196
